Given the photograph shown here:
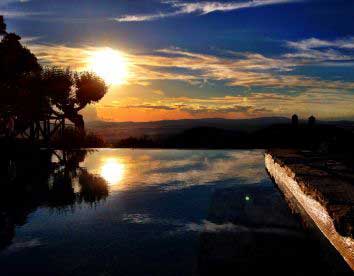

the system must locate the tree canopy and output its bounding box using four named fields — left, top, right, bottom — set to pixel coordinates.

left=0, top=16, right=6, bottom=35
left=40, top=67, right=108, bottom=129
left=0, top=32, right=41, bottom=112
left=0, top=16, right=107, bottom=132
